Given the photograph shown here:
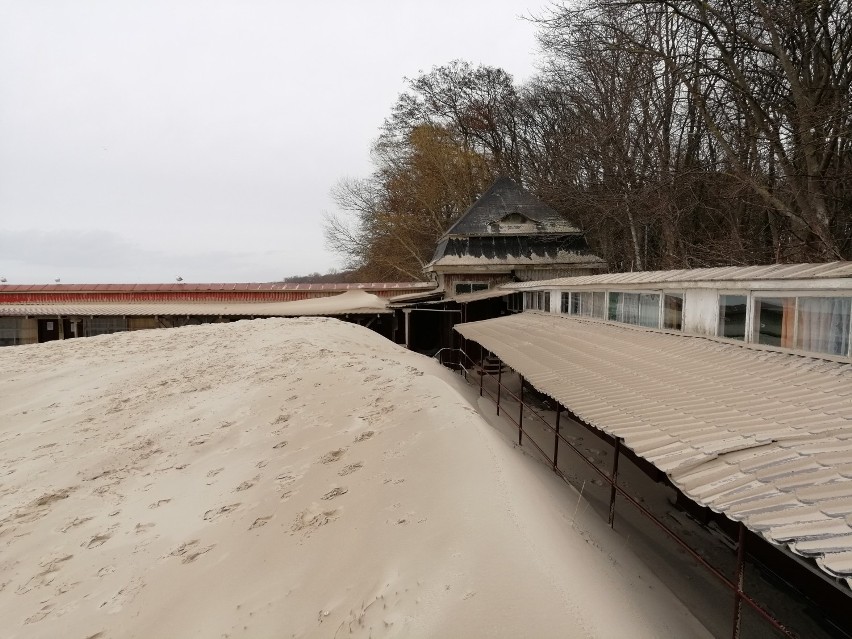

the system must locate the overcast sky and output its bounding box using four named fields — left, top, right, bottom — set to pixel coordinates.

left=0, top=1, right=543, bottom=283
